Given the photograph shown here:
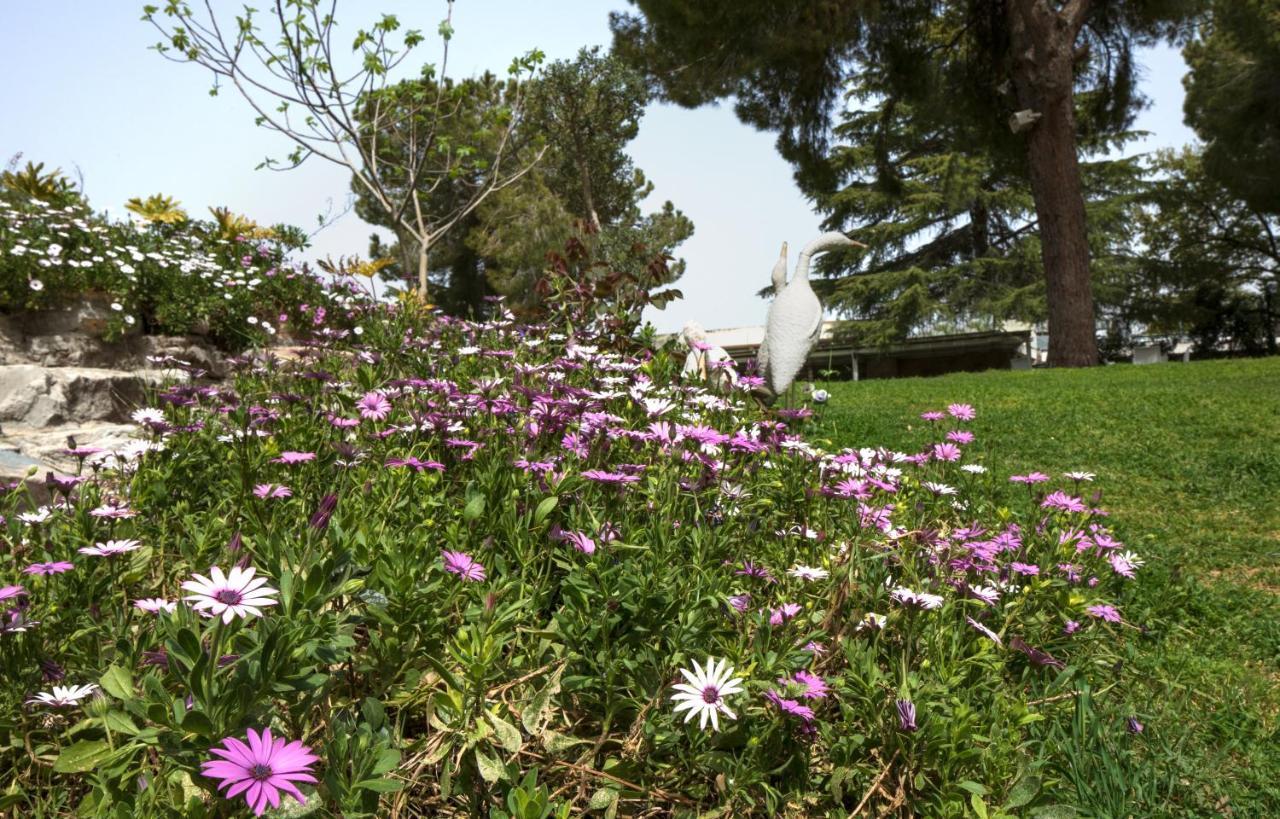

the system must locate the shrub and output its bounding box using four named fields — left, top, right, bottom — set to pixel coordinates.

left=0, top=185, right=362, bottom=351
